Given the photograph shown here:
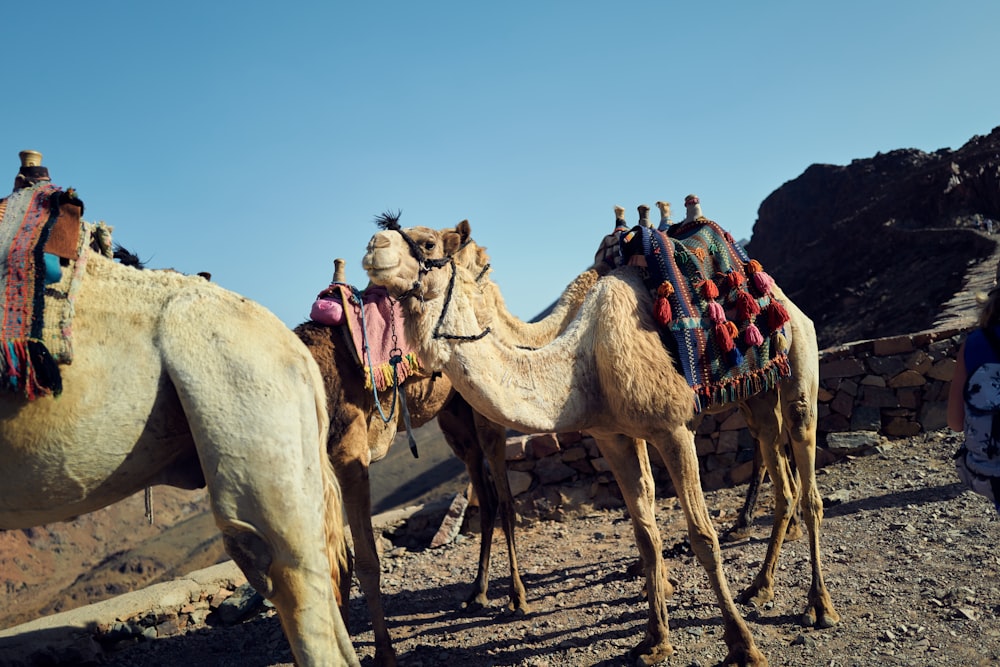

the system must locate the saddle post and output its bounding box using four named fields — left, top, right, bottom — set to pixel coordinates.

left=332, top=258, right=346, bottom=283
